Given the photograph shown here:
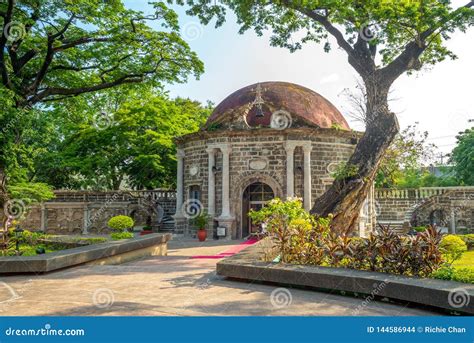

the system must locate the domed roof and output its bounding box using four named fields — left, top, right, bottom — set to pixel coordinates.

left=205, top=81, right=349, bottom=130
